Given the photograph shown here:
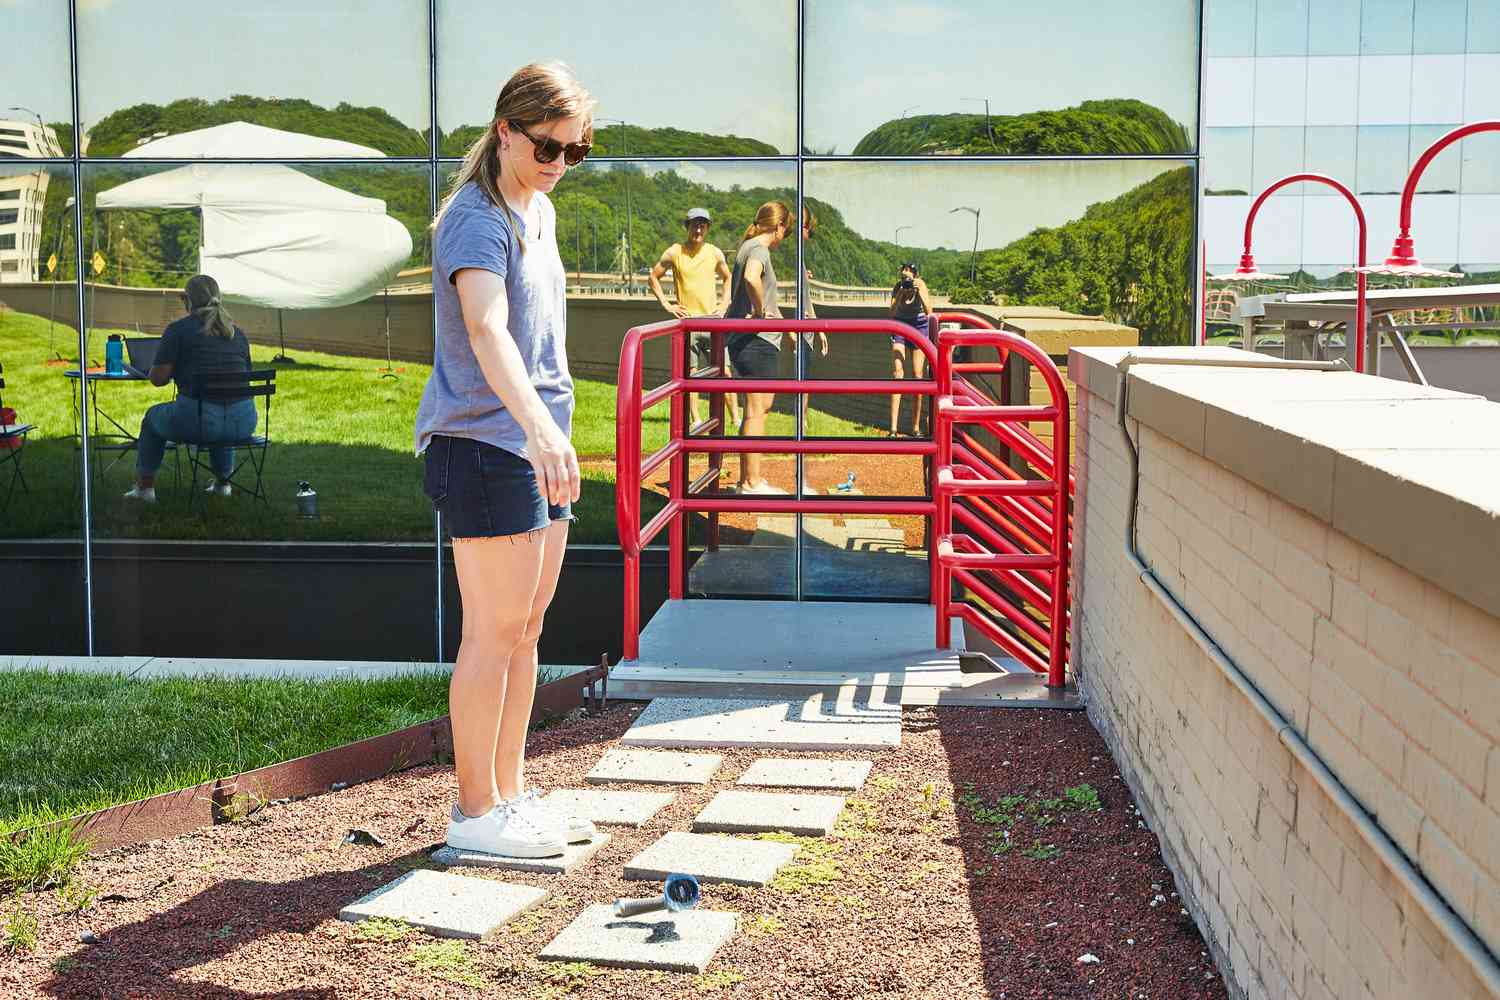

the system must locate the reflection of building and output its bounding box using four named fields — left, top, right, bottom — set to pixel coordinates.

left=0, top=118, right=63, bottom=158
left=0, top=169, right=49, bottom=284
left=1201, top=0, right=1500, bottom=276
